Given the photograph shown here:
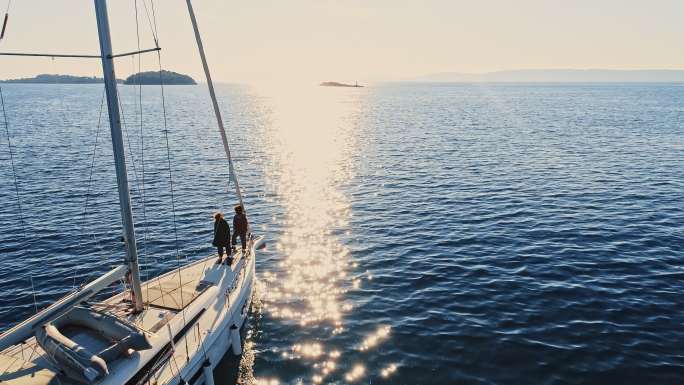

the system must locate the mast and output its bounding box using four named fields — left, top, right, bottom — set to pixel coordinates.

left=185, top=0, right=246, bottom=213
left=94, top=0, right=144, bottom=312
